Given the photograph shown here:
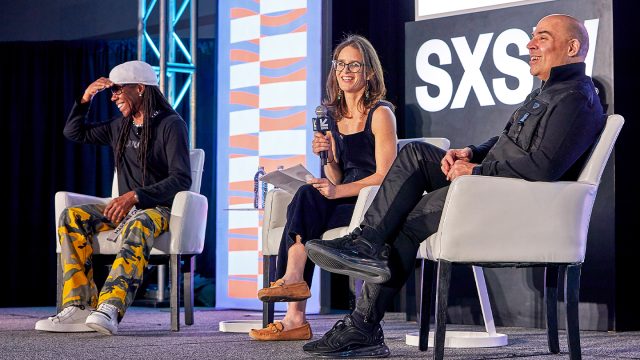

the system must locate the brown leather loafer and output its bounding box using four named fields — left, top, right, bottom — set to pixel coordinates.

left=249, top=322, right=312, bottom=341
left=257, top=279, right=311, bottom=302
